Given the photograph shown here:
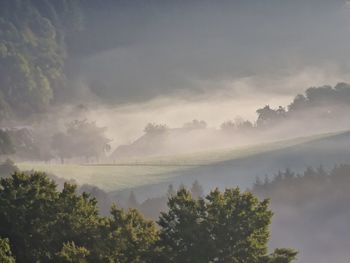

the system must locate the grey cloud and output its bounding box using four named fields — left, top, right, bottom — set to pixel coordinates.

left=74, top=0, right=350, bottom=104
